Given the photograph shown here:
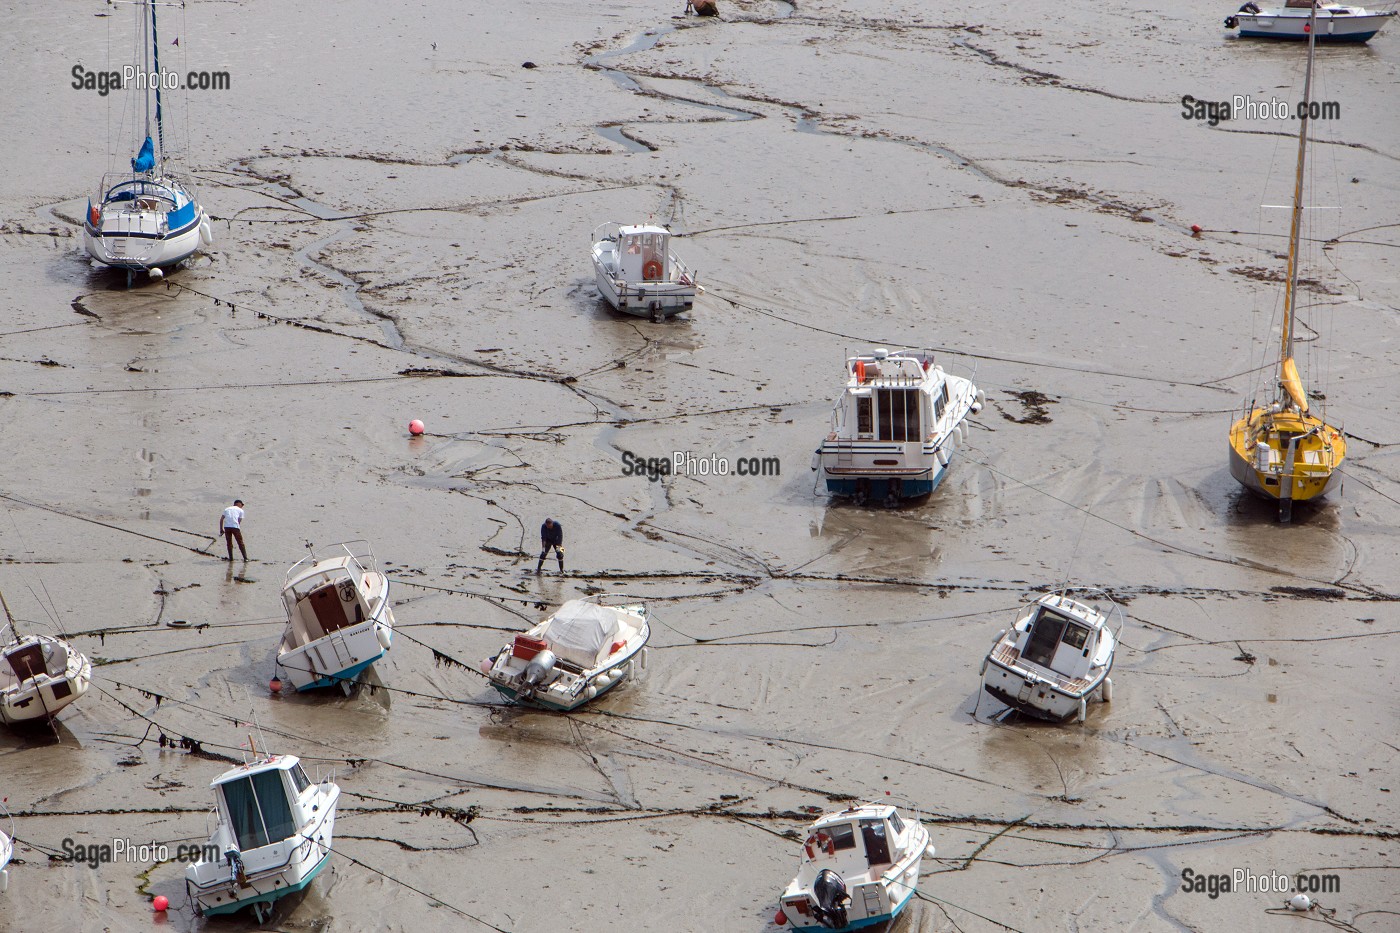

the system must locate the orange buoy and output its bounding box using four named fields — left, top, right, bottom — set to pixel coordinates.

left=775, top=908, right=788, bottom=925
